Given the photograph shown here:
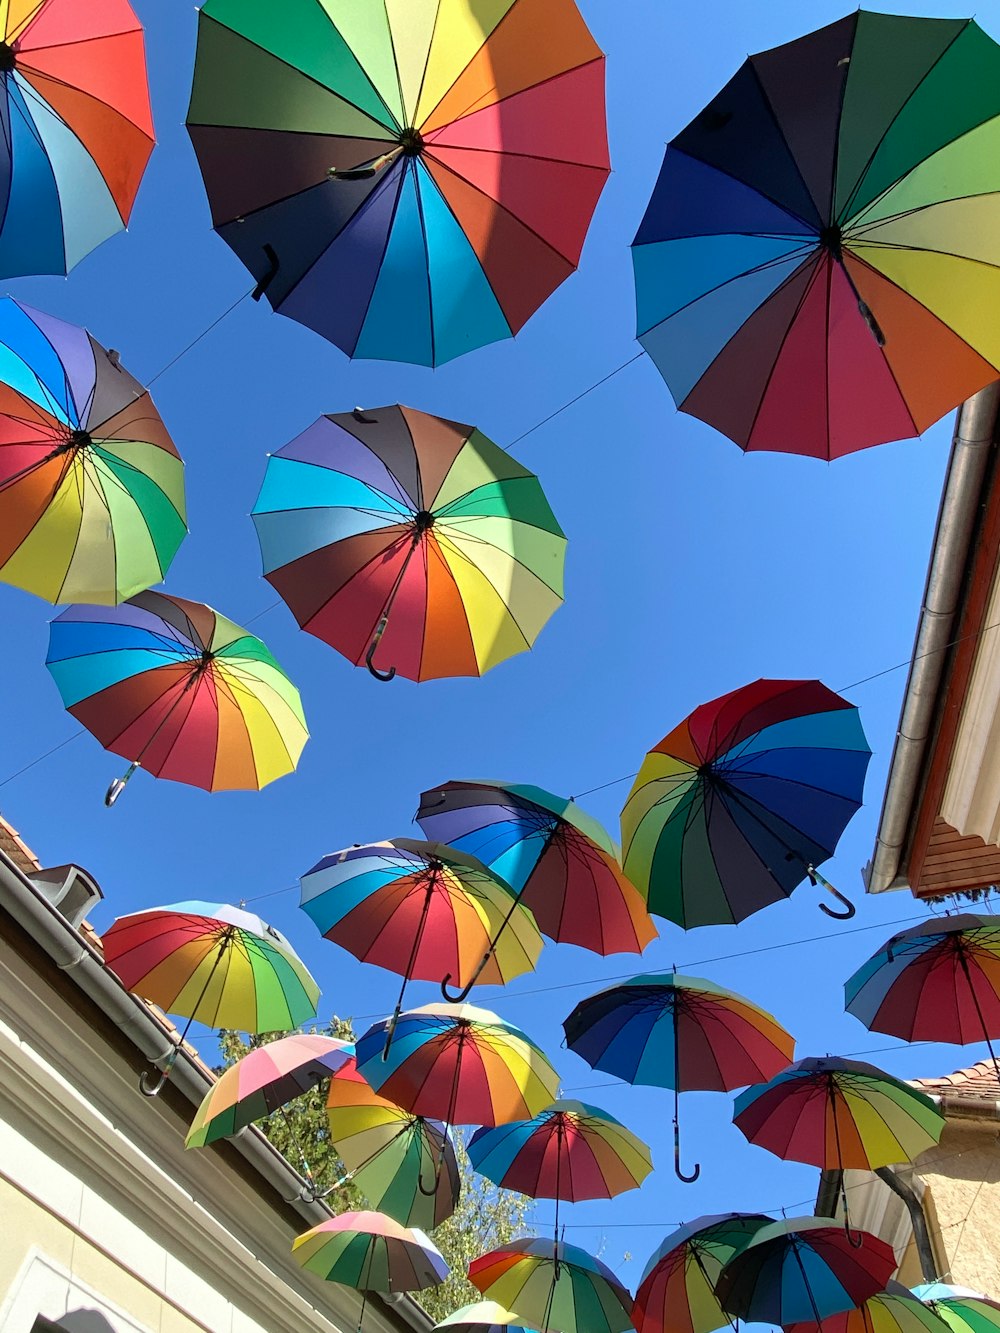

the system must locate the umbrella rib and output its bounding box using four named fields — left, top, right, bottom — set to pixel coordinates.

left=347, top=168, right=408, bottom=355
left=409, top=0, right=445, bottom=131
